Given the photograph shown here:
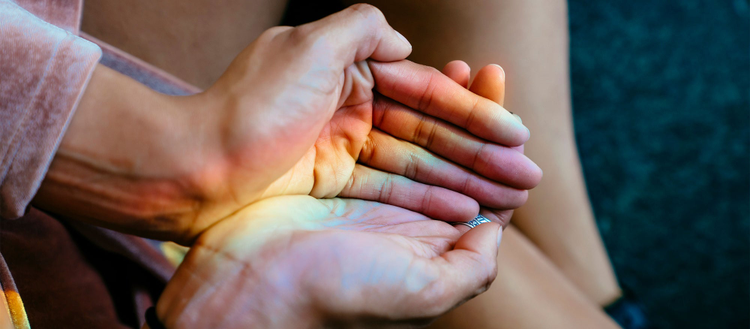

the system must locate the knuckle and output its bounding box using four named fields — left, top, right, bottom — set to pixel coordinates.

left=342, top=171, right=360, bottom=196
left=371, top=96, right=389, bottom=126
left=265, top=25, right=293, bottom=37
left=426, top=122, right=439, bottom=149
left=424, top=65, right=441, bottom=76
left=358, top=136, right=377, bottom=164
left=492, top=210, right=514, bottom=228
left=257, top=26, right=294, bottom=45
left=414, top=116, right=439, bottom=148
left=417, top=73, right=438, bottom=111
left=420, top=186, right=434, bottom=214
left=286, top=24, right=315, bottom=48
left=347, top=3, right=386, bottom=24
left=412, top=116, right=427, bottom=144
left=378, top=174, right=395, bottom=203
left=464, top=98, right=481, bottom=129
left=418, top=282, right=452, bottom=318
left=404, top=151, right=420, bottom=179
left=471, top=143, right=489, bottom=172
